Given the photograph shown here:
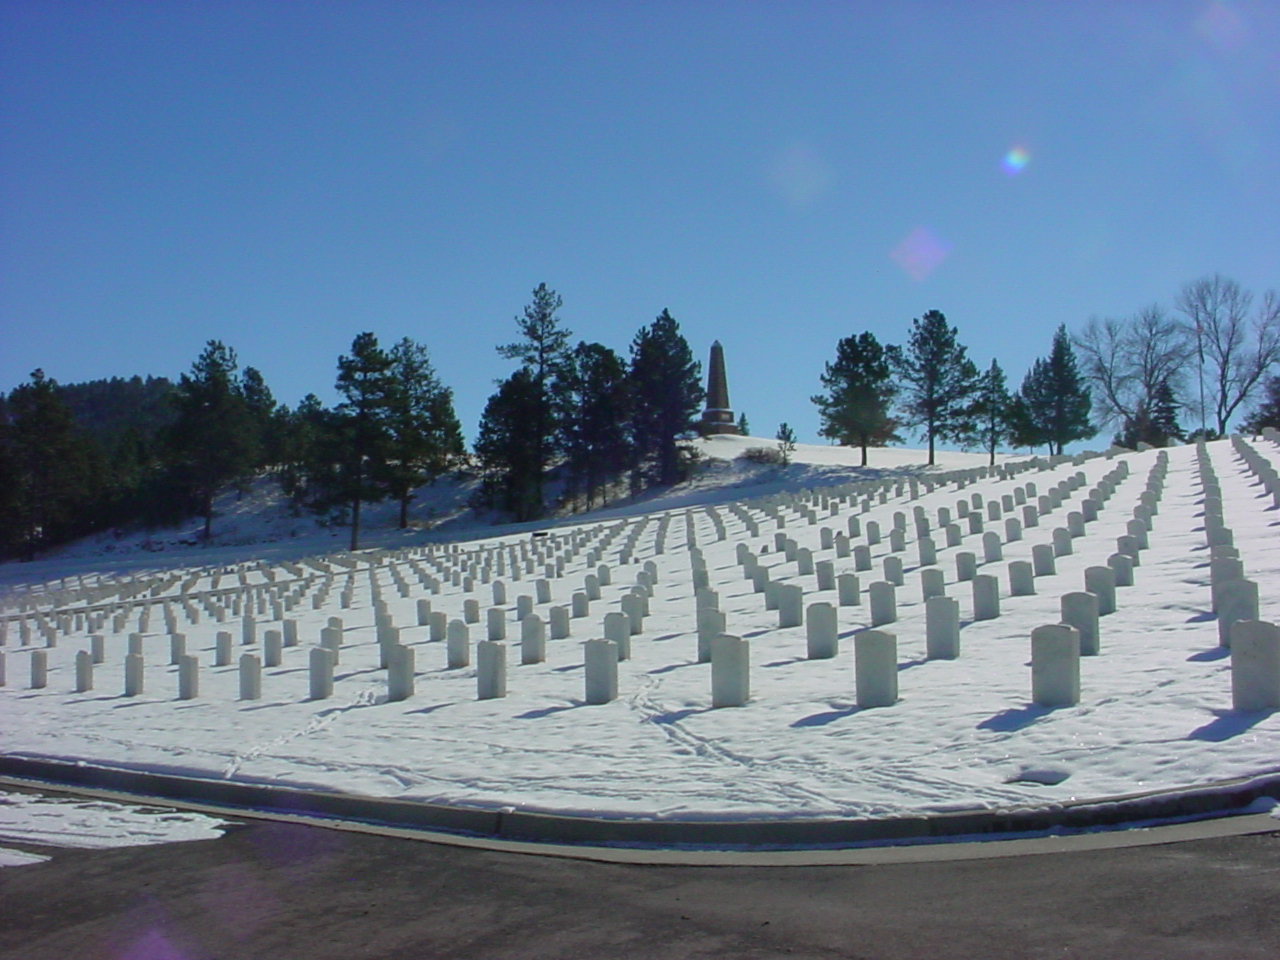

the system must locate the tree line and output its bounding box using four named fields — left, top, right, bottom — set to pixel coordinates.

left=812, top=314, right=1095, bottom=467
left=3, top=275, right=1277, bottom=560
left=0, top=285, right=707, bottom=558
left=812, top=274, right=1280, bottom=467
left=475, top=286, right=704, bottom=522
